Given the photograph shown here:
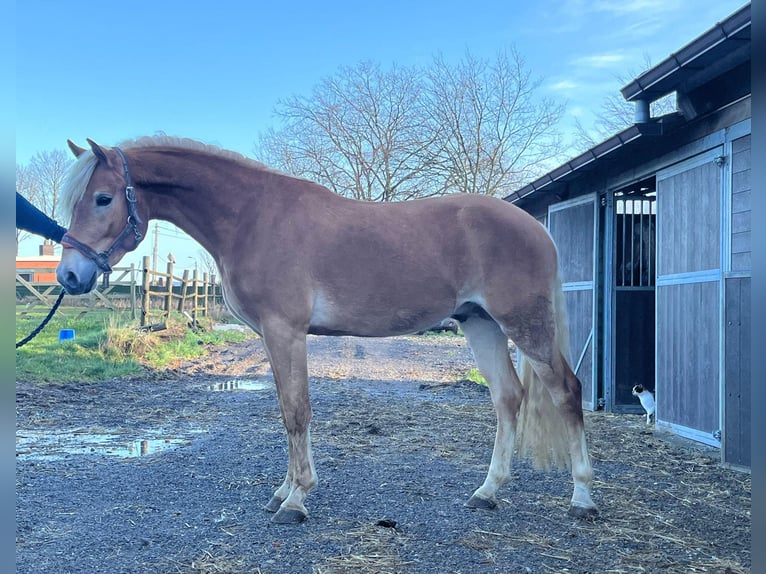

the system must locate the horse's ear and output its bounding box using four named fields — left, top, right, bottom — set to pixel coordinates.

left=86, top=138, right=109, bottom=163
left=67, top=140, right=87, bottom=158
